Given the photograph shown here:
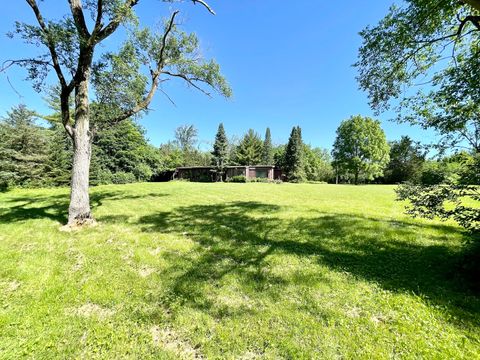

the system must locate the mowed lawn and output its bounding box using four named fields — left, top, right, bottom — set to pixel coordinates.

left=0, top=182, right=479, bottom=359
